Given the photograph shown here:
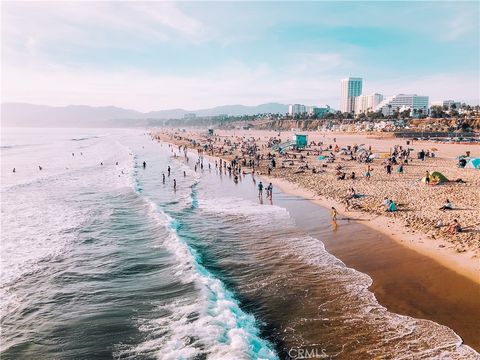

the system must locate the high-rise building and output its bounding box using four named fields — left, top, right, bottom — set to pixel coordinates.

left=354, top=93, right=384, bottom=114
left=340, top=77, right=362, bottom=113
left=374, top=94, right=429, bottom=116
left=288, top=104, right=306, bottom=116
